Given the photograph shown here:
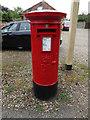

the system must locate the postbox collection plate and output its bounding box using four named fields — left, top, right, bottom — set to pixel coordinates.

left=42, top=37, right=51, bottom=51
